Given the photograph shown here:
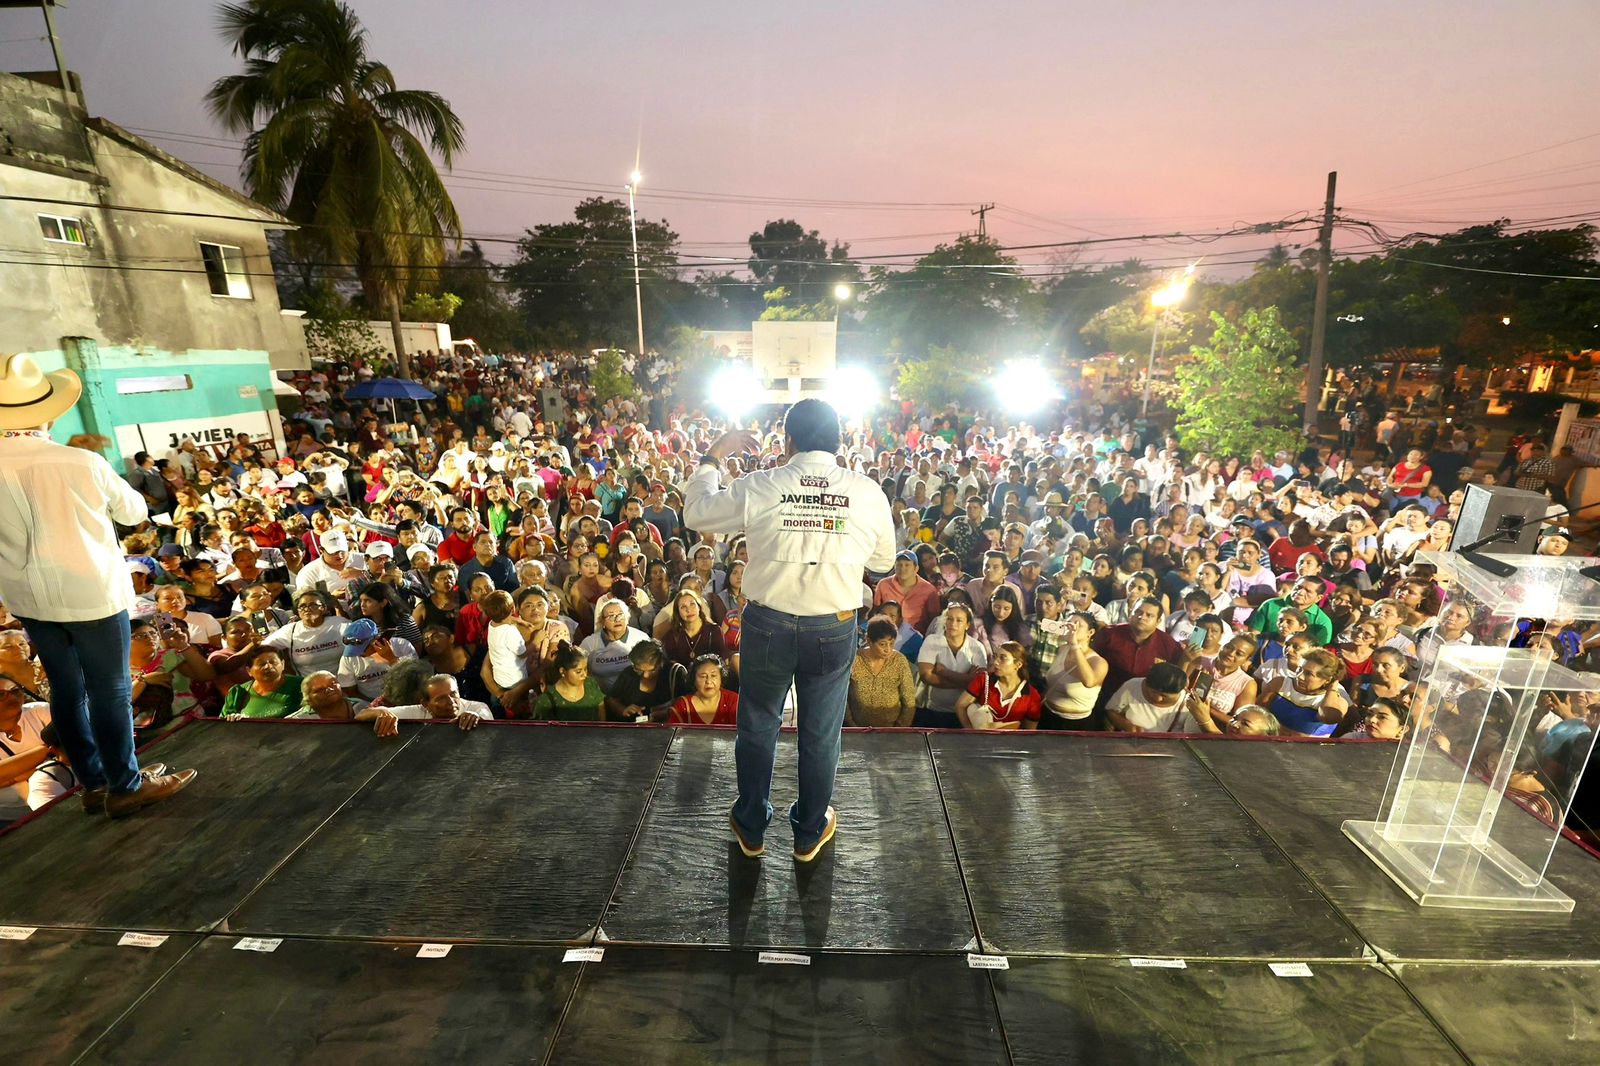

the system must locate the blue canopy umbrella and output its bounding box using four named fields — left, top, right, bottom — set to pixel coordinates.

left=343, top=377, right=436, bottom=401
left=343, top=377, right=436, bottom=424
